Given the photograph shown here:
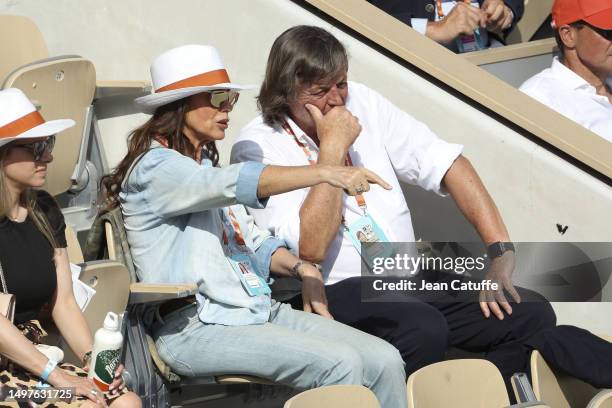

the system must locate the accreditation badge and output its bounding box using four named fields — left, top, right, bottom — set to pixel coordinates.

left=345, top=214, right=394, bottom=271
left=228, top=253, right=271, bottom=297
